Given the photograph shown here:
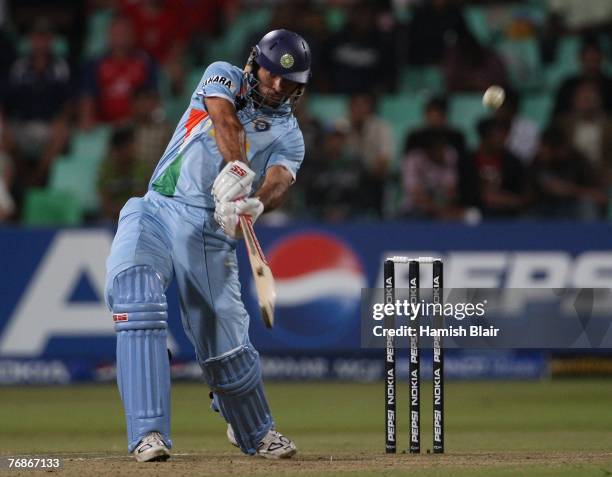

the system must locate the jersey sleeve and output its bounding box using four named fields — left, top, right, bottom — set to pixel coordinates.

left=198, top=61, right=242, bottom=105
left=267, top=128, right=305, bottom=181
